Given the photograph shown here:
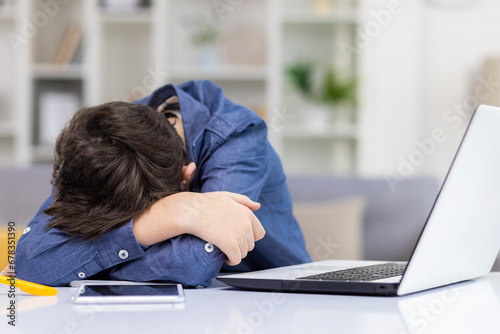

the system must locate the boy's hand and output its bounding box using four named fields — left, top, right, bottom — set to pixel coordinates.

left=182, top=192, right=265, bottom=266
left=1, top=264, right=15, bottom=277
left=132, top=192, right=265, bottom=266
